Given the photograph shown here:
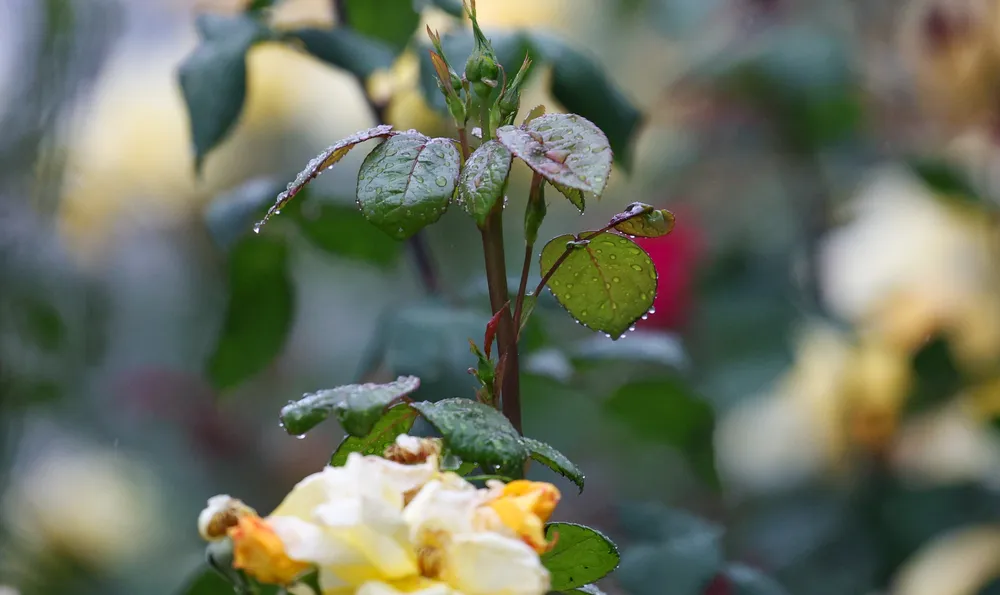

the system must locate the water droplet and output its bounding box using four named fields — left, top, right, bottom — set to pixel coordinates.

left=435, top=176, right=448, bottom=187
left=564, top=294, right=572, bottom=299
left=274, top=209, right=281, bottom=215
left=612, top=276, right=621, bottom=282
left=612, top=303, right=618, bottom=310
left=604, top=282, right=611, bottom=289
left=619, top=333, right=627, bottom=340
left=581, top=310, right=588, bottom=317
left=648, top=307, right=656, bottom=314
left=296, top=434, right=306, bottom=440
left=609, top=254, right=617, bottom=260
left=397, top=227, right=405, bottom=234
left=604, top=333, right=612, bottom=338
left=641, top=314, right=649, bottom=320
left=566, top=283, right=574, bottom=289
left=252, top=223, right=262, bottom=234
left=631, top=264, right=642, bottom=271
left=628, top=325, right=636, bottom=332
